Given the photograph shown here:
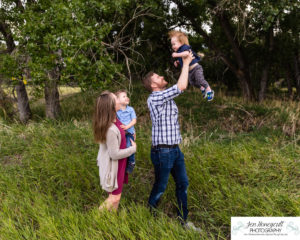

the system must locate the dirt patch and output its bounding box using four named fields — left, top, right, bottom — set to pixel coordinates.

left=1, top=154, right=23, bottom=166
